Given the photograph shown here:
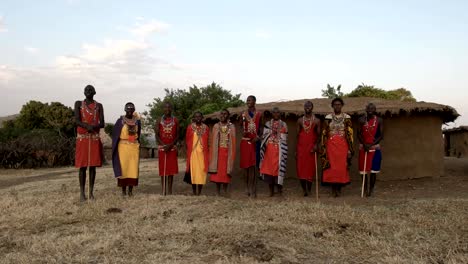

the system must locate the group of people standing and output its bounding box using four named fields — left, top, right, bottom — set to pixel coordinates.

left=74, top=85, right=383, bottom=202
